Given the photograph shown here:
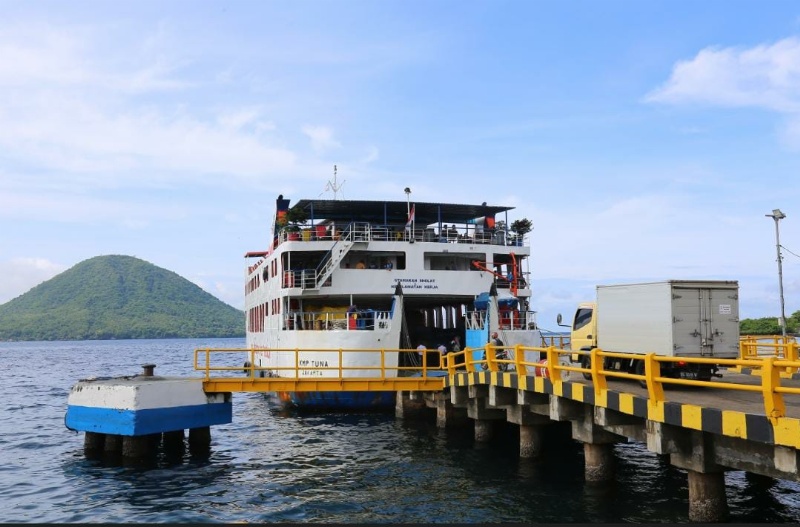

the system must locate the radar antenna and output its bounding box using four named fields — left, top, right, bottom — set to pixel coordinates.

left=321, top=164, right=346, bottom=200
